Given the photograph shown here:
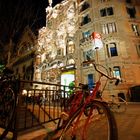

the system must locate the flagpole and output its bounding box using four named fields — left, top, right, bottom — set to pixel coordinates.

left=93, top=32, right=99, bottom=64
left=95, top=48, right=99, bottom=64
